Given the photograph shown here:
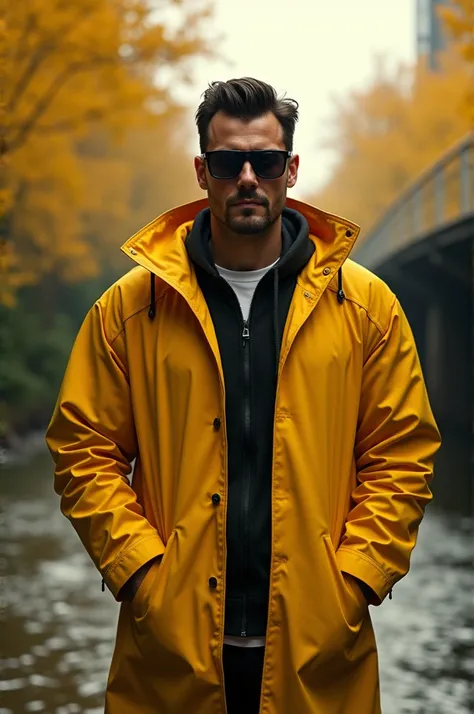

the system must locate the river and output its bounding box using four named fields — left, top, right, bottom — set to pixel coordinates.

left=1, top=449, right=473, bottom=713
